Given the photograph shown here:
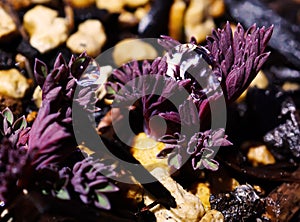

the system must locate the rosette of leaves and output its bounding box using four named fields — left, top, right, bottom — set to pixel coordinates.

left=33, top=165, right=72, bottom=200
left=28, top=101, right=79, bottom=169
left=106, top=22, right=273, bottom=172
left=107, top=39, right=229, bottom=171
left=71, top=157, right=119, bottom=210
left=29, top=53, right=101, bottom=169
left=206, top=22, right=273, bottom=103
left=159, top=21, right=273, bottom=121
left=0, top=53, right=120, bottom=219
left=156, top=22, right=273, bottom=171
left=158, top=35, right=224, bottom=125
left=157, top=129, right=231, bottom=171
left=187, top=129, right=232, bottom=170
left=107, top=58, right=190, bottom=136
left=158, top=100, right=231, bottom=171
left=33, top=52, right=97, bottom=114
